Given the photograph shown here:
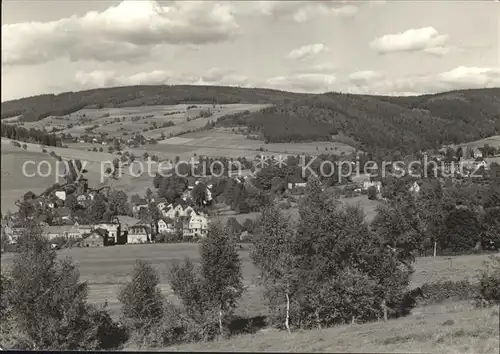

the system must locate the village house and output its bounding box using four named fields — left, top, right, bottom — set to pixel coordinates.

left=127, top=224, right=149, bottom=244
left=287, top=175, right=308, bottom=190
left=132, top=203, right=148, bottom=216
left=184, top=215, right=210, bottom=239
left=157, top=219, right=175, bottom=234
left=93, top=223, right=120, bottom=243
left=161, top=203, right=197, bottom=220
left=55, top=190, right=67, bottom=201
left=473, top=148, right=483, bottom=159
left=81, top=229, right=108, bottom=247
left=43, top=225, right=81, bottom=241
left=2, top=225, right=22, bottom=244
left=116, top=215, right=140, bottom=231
